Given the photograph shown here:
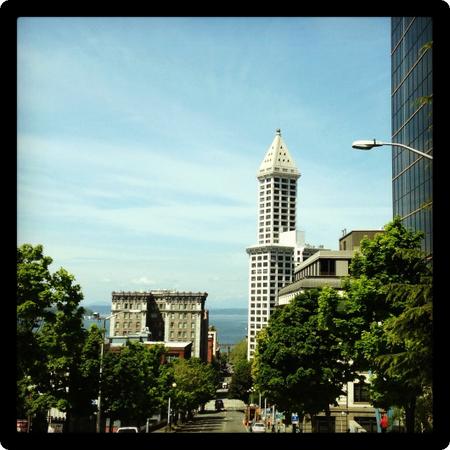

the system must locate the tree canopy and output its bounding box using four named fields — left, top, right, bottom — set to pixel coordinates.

left=252, top=288, right=356, bottom=427
left=343, top=217, right=432, bottom=432
left=17, top=244, right=100, bottom=432
left=101, top=342, right=166, bottom=427
left=171, top=357, right=217, bottom=416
